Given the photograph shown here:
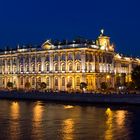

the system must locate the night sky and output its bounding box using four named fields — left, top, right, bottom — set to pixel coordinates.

left=0, top=0, right=140, bottom=56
